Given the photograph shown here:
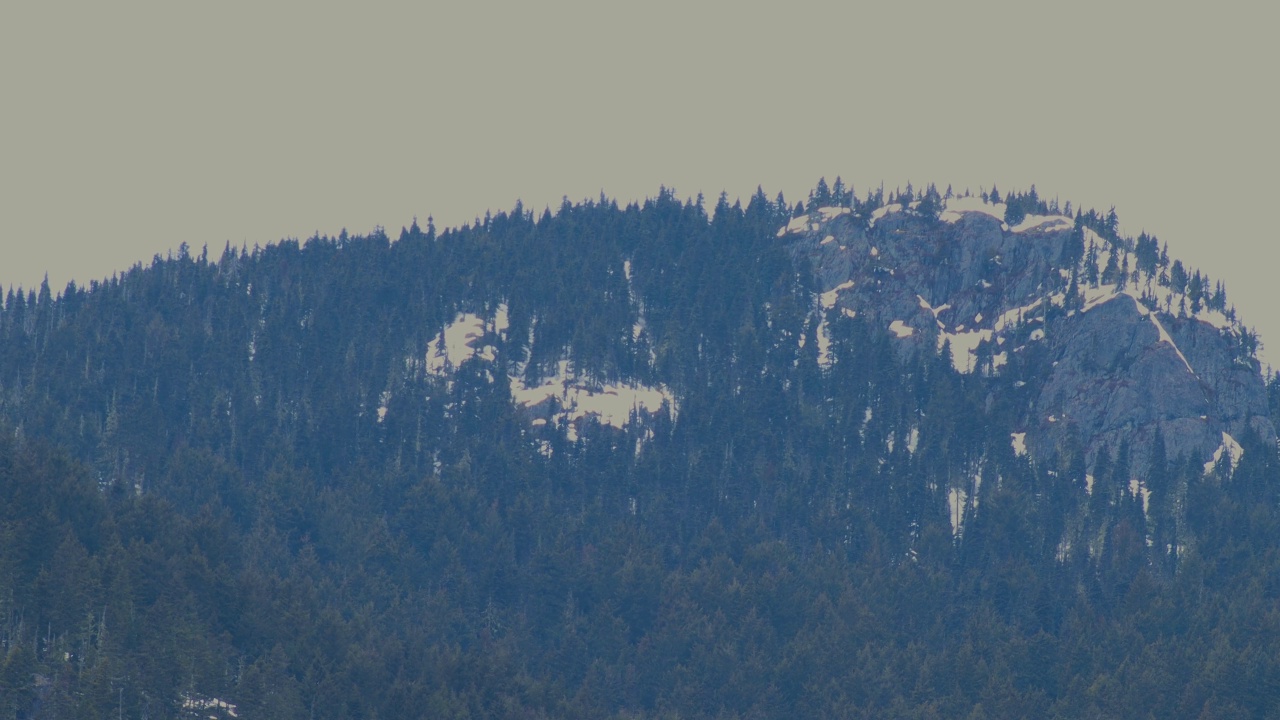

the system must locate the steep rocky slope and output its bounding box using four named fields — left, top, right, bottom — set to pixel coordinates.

left=786, top=194, right=1272, bottom=476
